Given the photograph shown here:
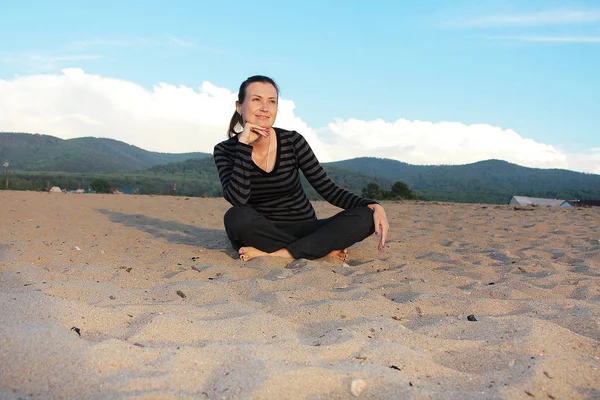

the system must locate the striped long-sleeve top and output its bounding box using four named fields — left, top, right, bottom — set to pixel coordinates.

left=213, top=128, right=376, bottom=222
